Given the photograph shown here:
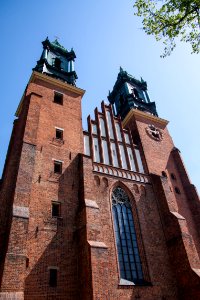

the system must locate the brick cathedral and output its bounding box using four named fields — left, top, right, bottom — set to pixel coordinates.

left=0, top=38, right=200, bottom=300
